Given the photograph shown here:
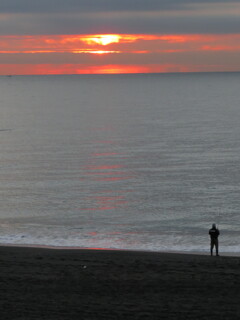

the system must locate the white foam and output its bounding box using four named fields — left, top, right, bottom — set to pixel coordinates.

left=0, top=226, right=239, bottom=256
